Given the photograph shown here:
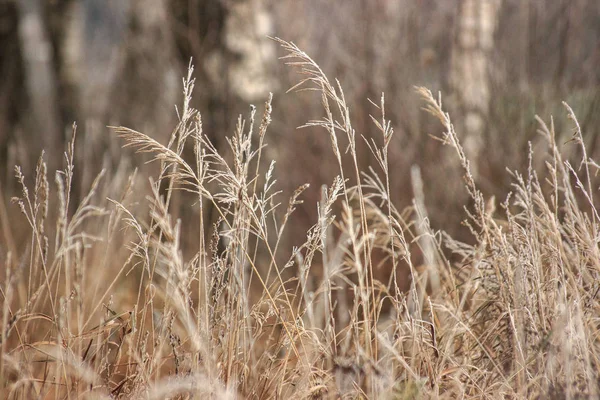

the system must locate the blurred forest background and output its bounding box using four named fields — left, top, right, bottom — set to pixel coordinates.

left=1, top=0, right=600, bottom=254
